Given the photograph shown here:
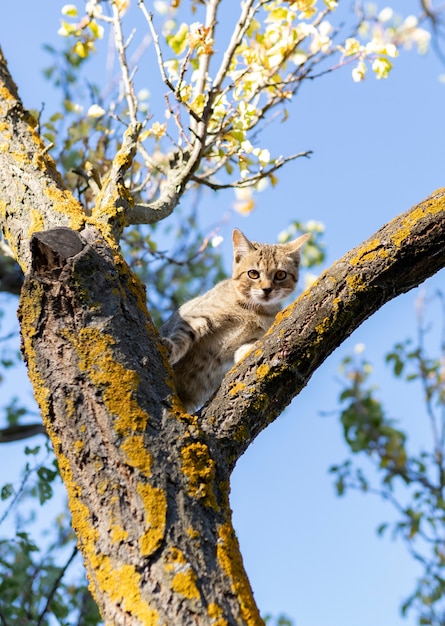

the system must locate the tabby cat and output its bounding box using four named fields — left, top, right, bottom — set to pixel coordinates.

left=161, top=228, right=310, bottom=412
